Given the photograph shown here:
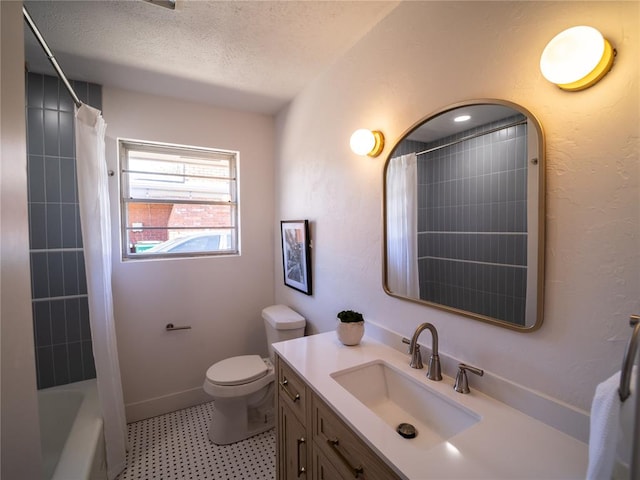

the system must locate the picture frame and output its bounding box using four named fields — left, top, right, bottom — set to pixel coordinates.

left=280, top=220, right=312, bottom=295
